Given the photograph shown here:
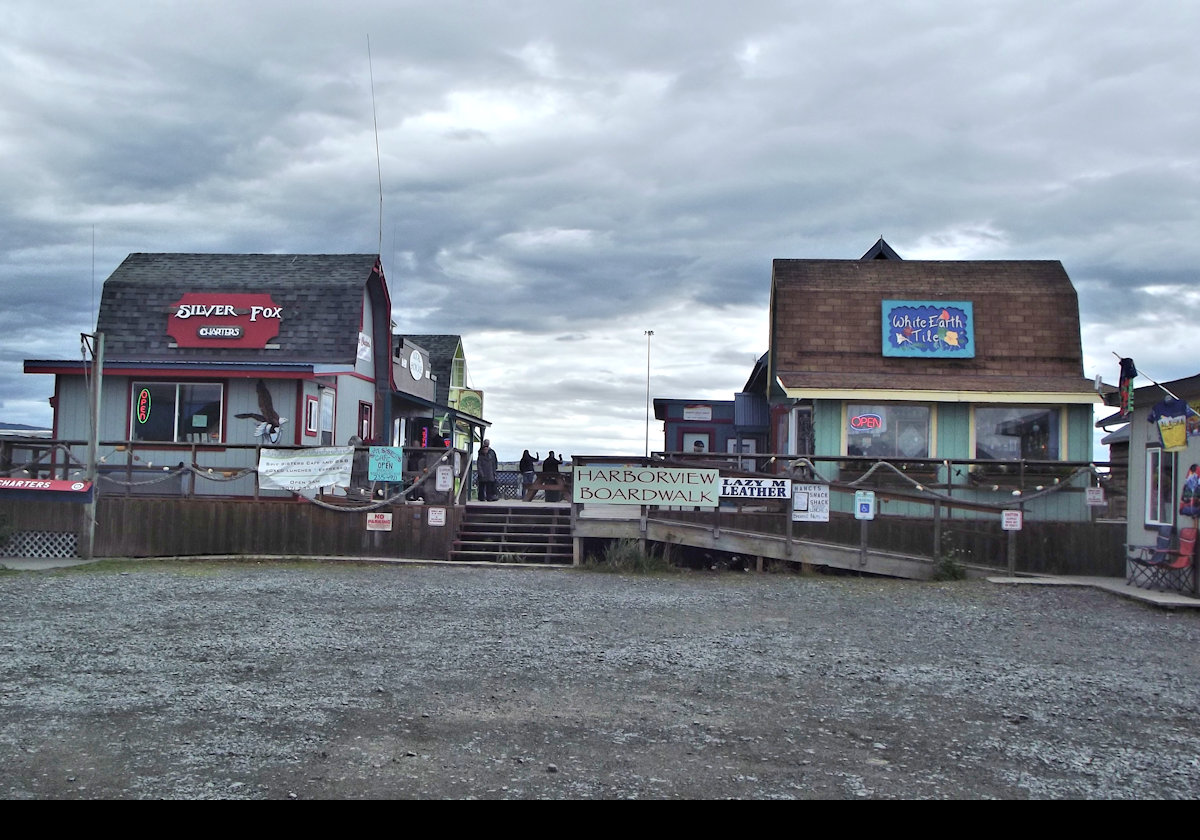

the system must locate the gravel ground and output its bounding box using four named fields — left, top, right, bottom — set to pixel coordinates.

left=1, top=560, right=1198, bottom=800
